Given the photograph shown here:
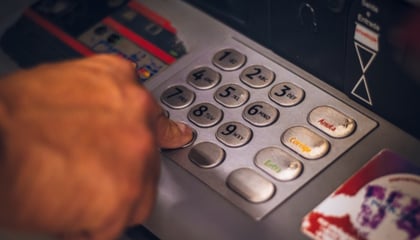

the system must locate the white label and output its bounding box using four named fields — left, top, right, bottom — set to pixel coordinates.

left=354, top=23, right=379, bottom=51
